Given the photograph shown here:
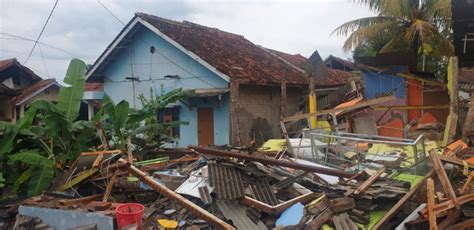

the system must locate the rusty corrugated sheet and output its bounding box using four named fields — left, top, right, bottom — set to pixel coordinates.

left=305, top=51, right=329, bottom=80
left=208, top=162, right=245, bottom=200
left=198, top=186, right=213, bottom=205
left=216, top=200, right=266, bottom=230
left=318, top=83, right=354, bottom=110
left=249, top=180, right=279, bottom=206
